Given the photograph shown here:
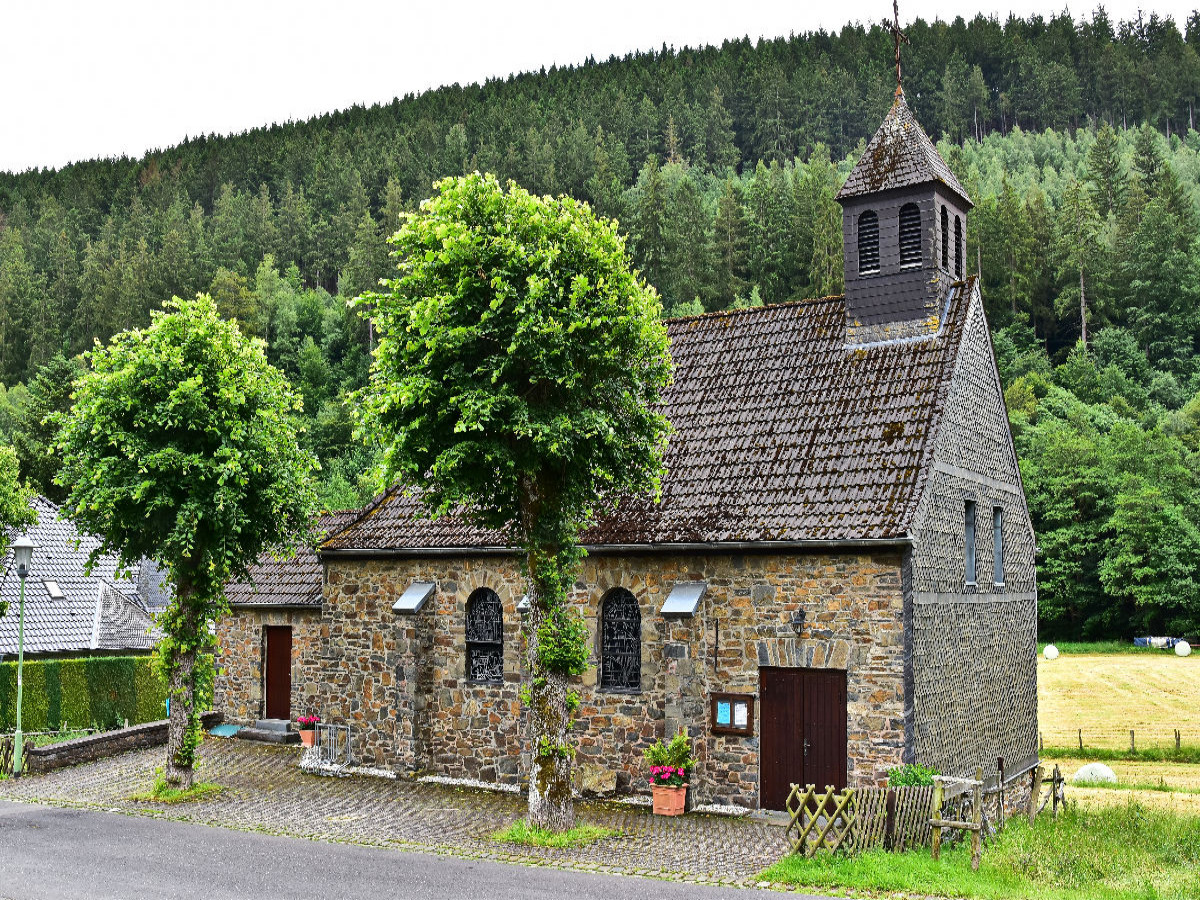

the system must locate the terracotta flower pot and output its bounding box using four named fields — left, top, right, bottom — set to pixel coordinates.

left=298, top=728, right=316, bottom=748
left=652, top=783, right=688, bottom=816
